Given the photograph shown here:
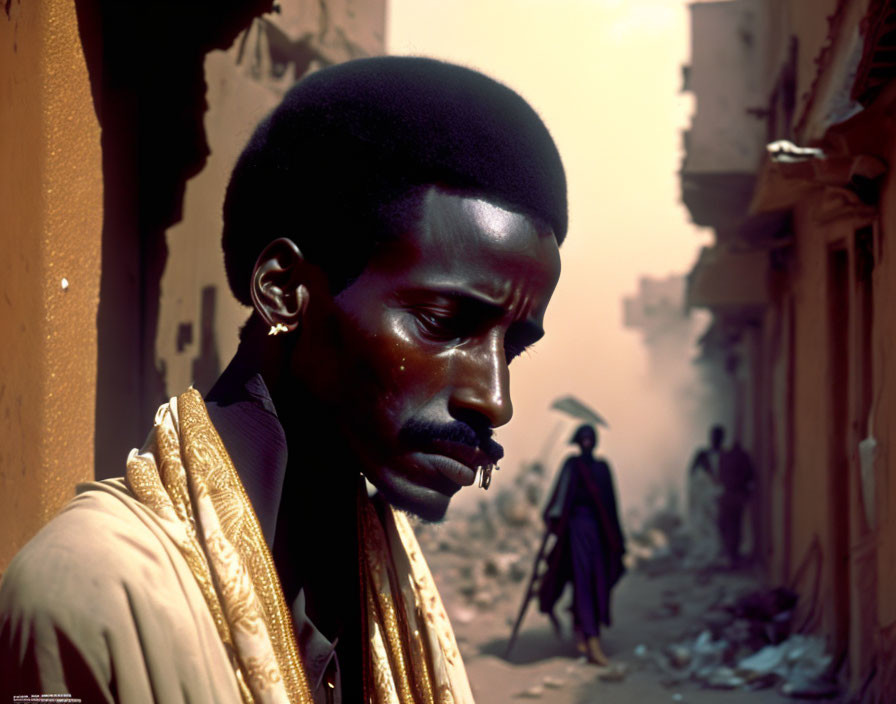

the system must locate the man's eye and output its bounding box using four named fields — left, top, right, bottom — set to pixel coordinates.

left=413, top=310, right=460, bottom=339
